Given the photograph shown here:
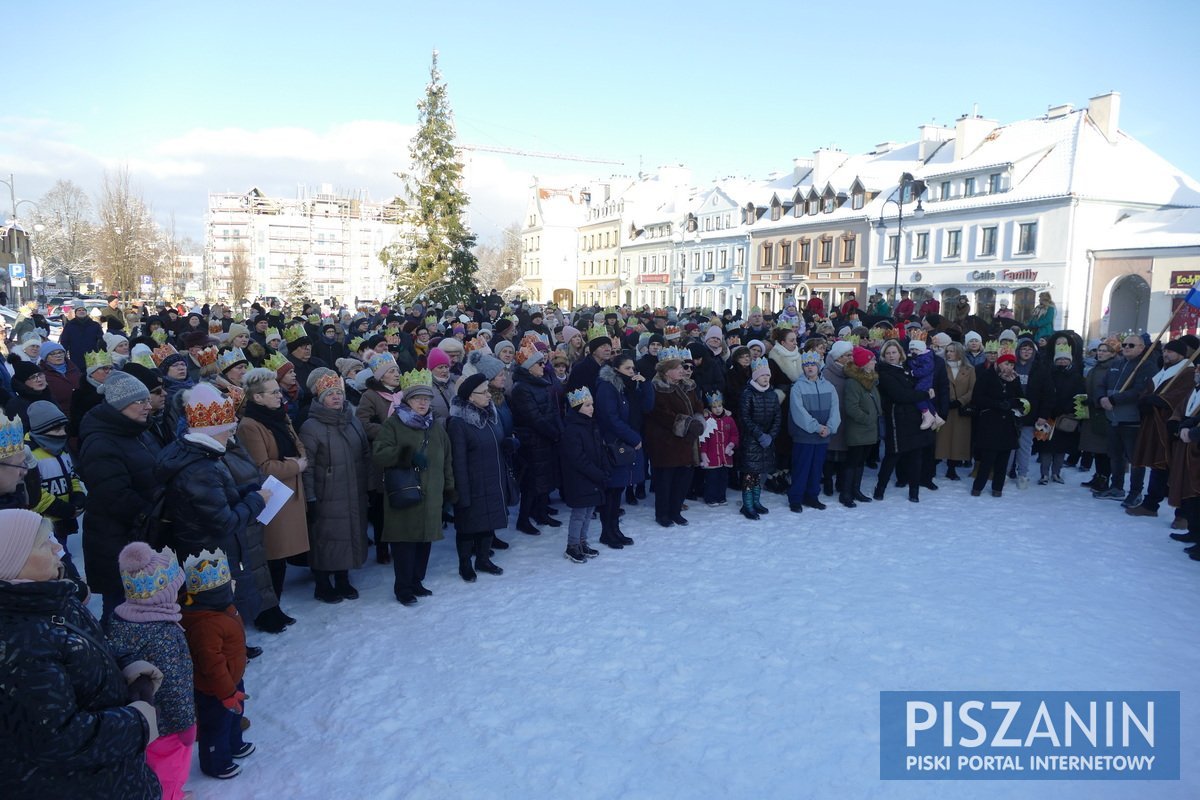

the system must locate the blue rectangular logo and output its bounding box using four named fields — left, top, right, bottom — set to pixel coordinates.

left=880, top=691, right=1179, bottom=780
